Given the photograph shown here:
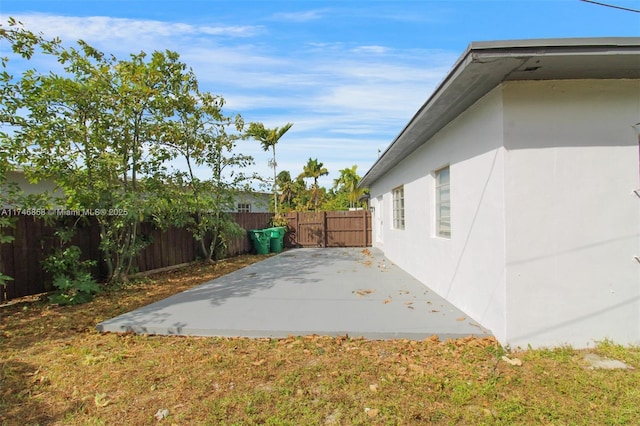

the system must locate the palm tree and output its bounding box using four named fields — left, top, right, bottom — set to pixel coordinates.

left=276, top=170, right=295, bottom=211
left=246, top=122, right=293, bottom=214
left=333, top=165, right=366, bottom=209
left=291, top=176, right=308, bottom=211
left=299, top=158, right=329, bottom=211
